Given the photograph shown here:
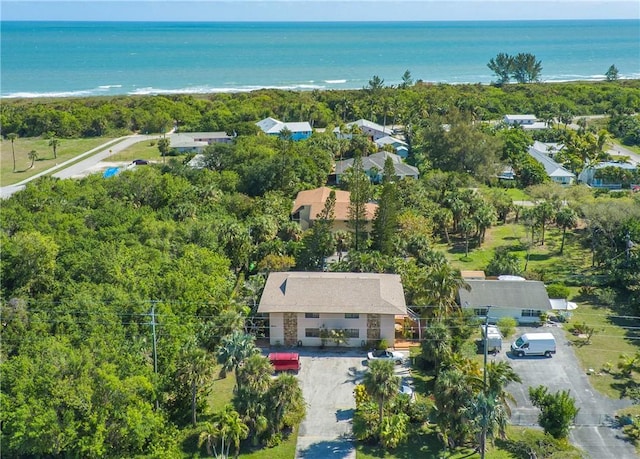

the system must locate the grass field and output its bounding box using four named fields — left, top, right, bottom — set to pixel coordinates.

left=565, top=300, right=640, bottom=399
left=436, top=221, right=592, bottom=284
left=0, top=136, right=118, bottom=186
left=108, top=137, right=167, bottom=163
